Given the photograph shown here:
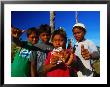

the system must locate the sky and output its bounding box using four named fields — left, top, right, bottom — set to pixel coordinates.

left=11, top=11, right=100, bottom=47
